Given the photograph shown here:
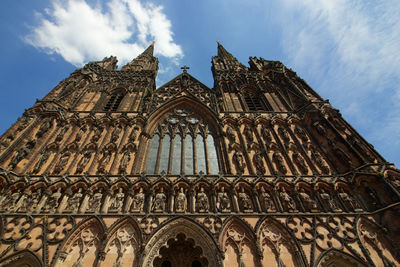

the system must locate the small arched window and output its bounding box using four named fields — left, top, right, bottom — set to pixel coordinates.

left=104, top=91, right=124, bottom=111
left=146, top=108, right=220, bottom=175
left=242, top=87, right=271, bottom=112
